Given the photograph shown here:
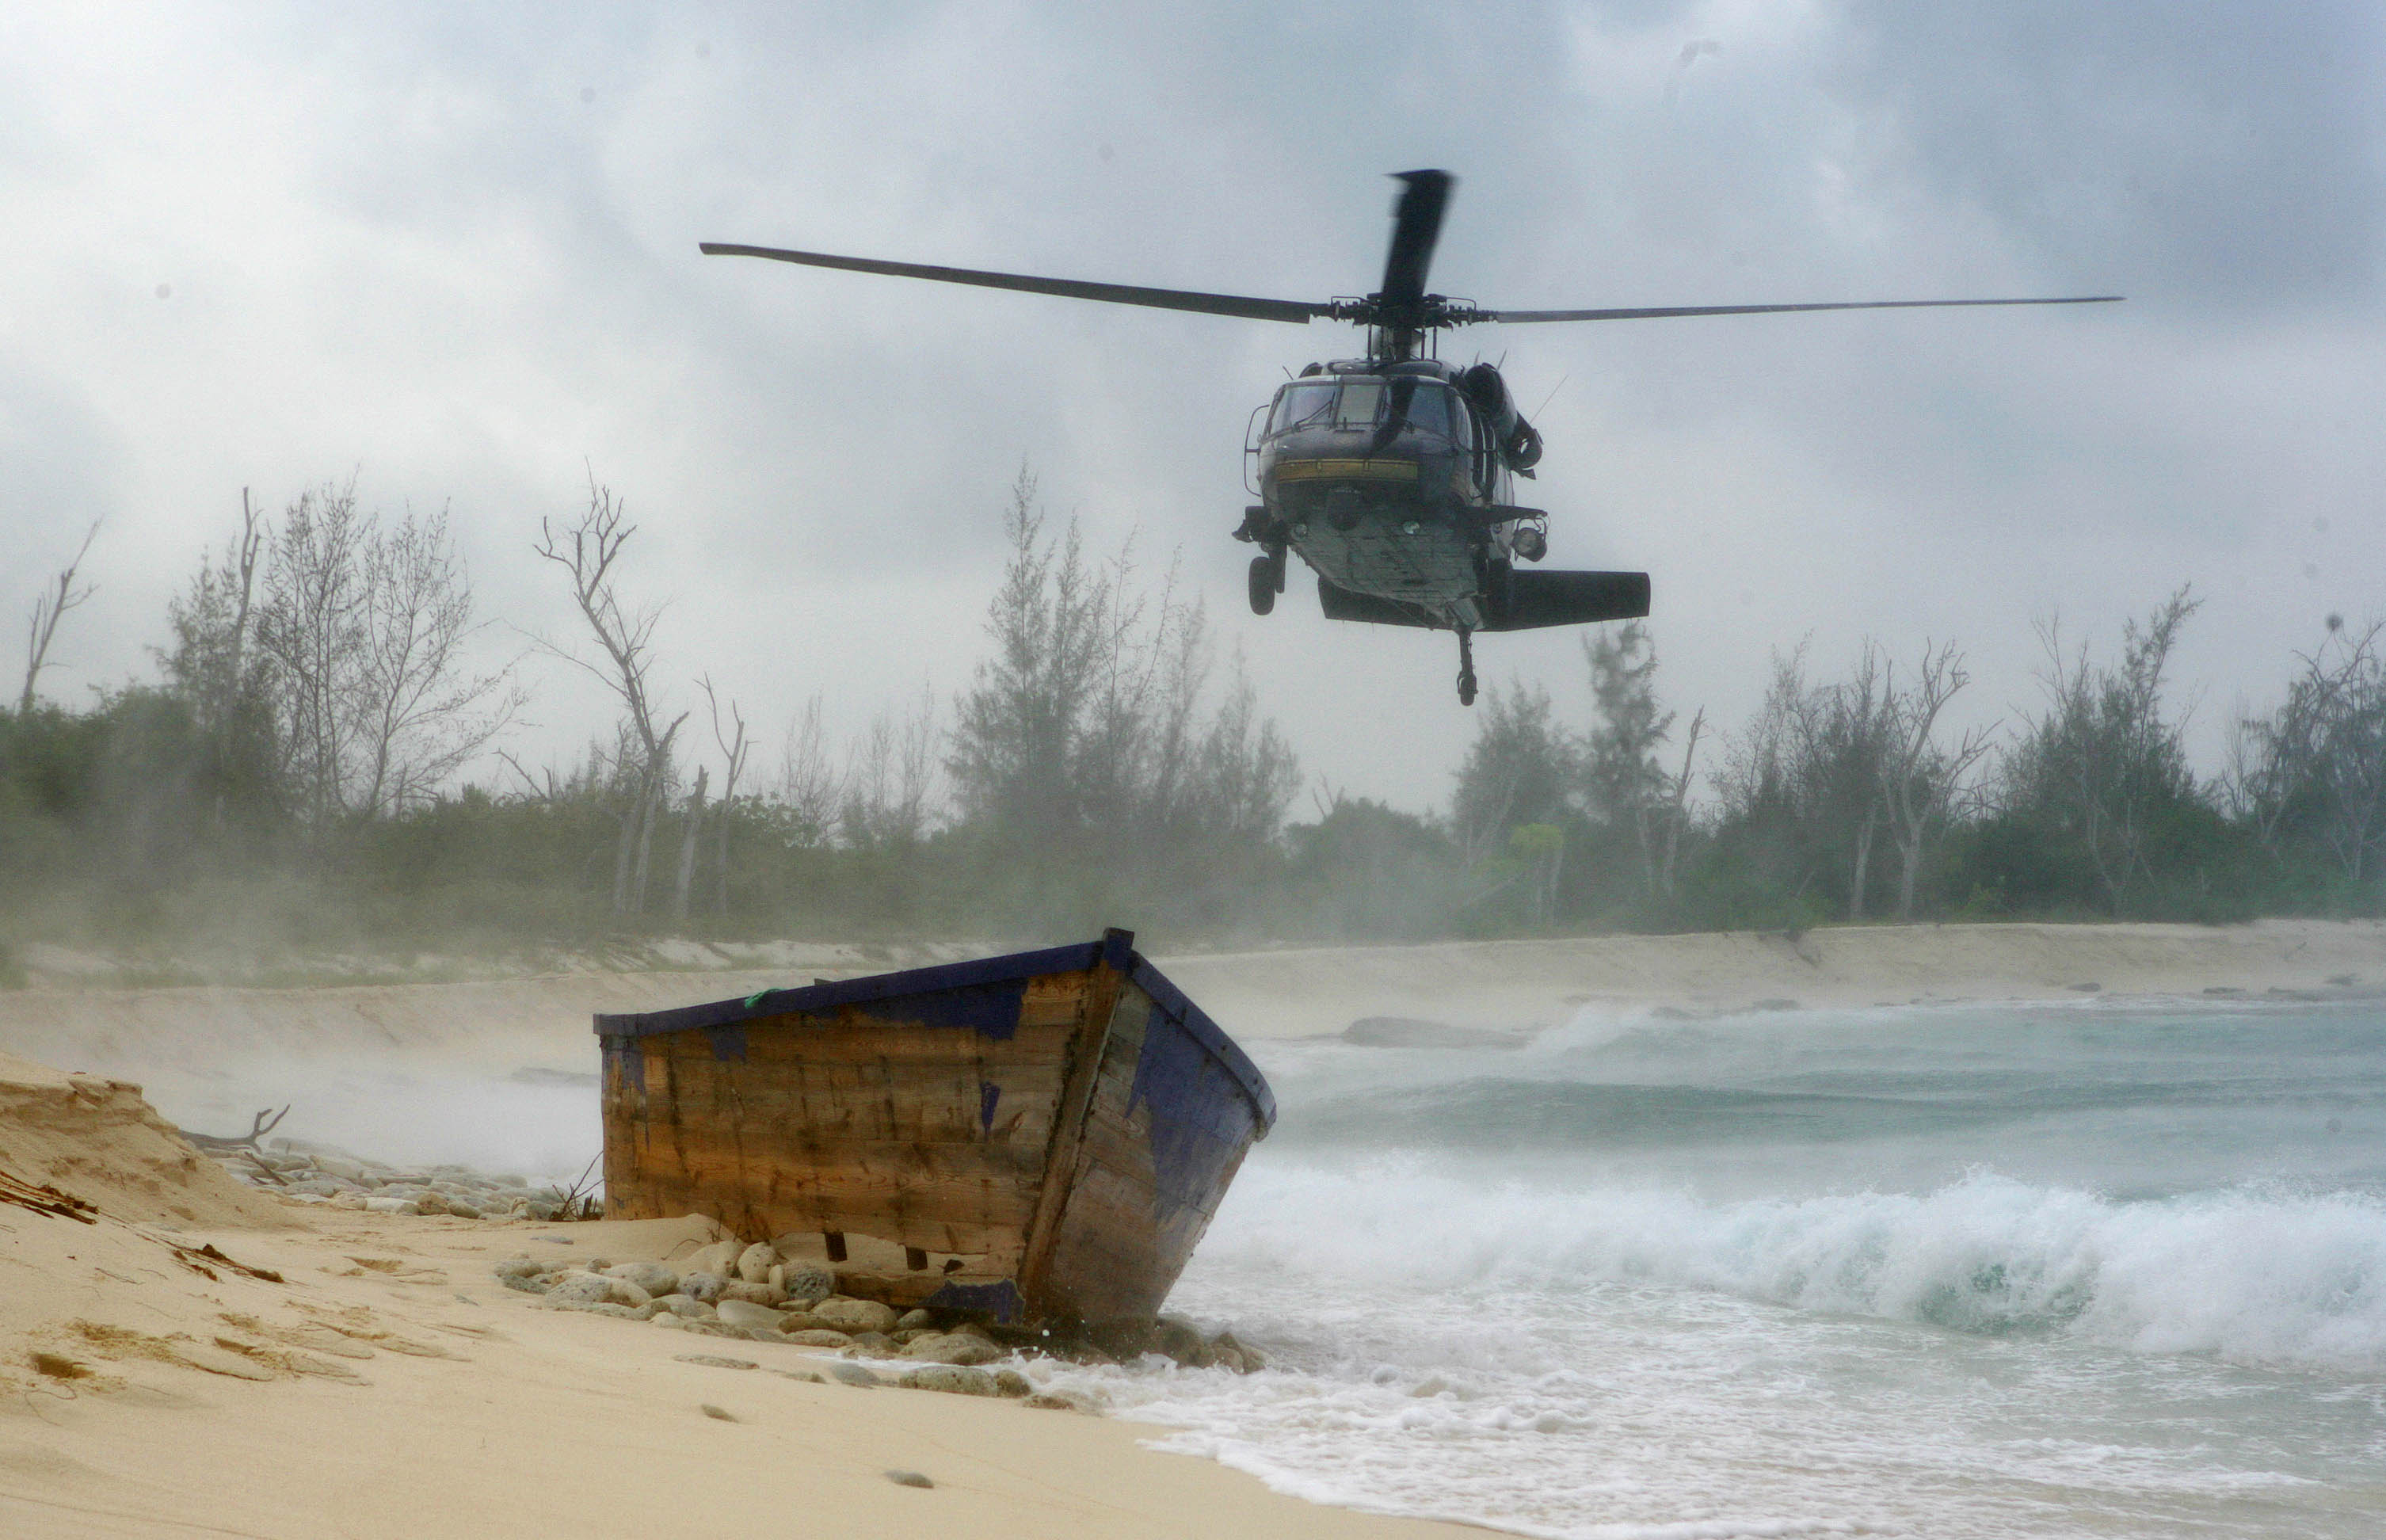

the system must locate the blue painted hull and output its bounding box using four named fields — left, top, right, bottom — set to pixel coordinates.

left=596, top=928, right=1273, bottom=1323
